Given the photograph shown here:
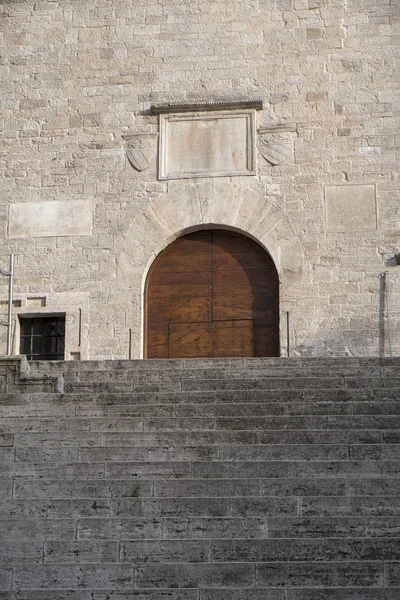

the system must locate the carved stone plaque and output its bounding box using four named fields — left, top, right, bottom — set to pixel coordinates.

left=124, top=133, right=158, bottom=172
left=258, top=127, right=296, bottom=165
left=159, top=110, right=256, bottom=180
